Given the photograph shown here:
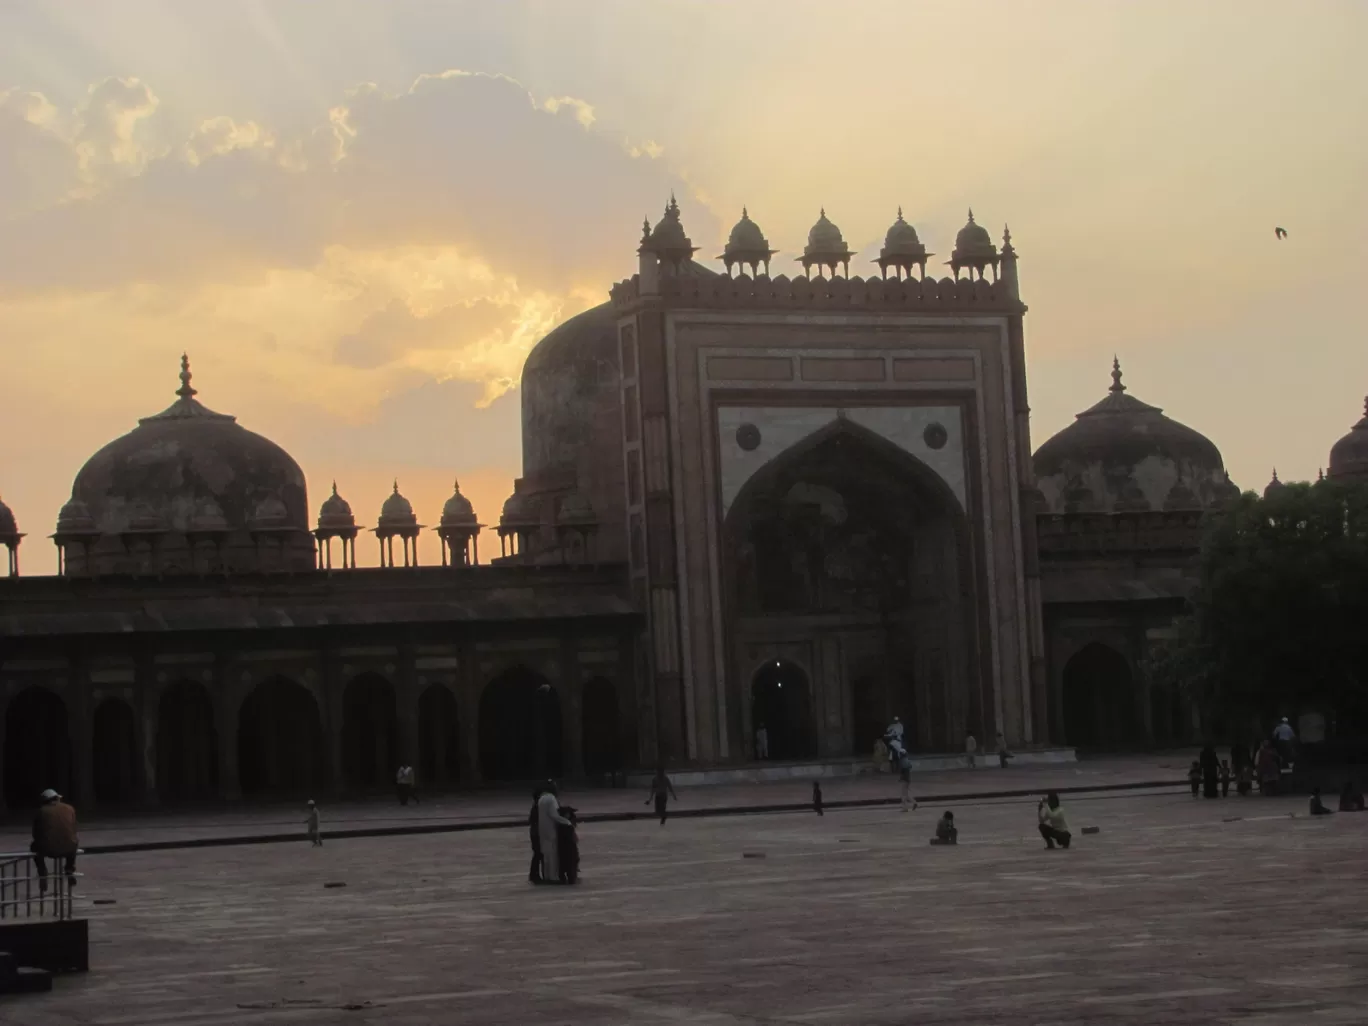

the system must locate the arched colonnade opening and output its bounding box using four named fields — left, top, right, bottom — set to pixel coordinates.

left=341, top=673, right=398, bottom=792
left=1062, top=643, right=1138, bottom=750
left=479, top=666, right=563, bottom=782
left=3, top=686, right=73, bottom=809
left=238, top=677, right=326, bottom=797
